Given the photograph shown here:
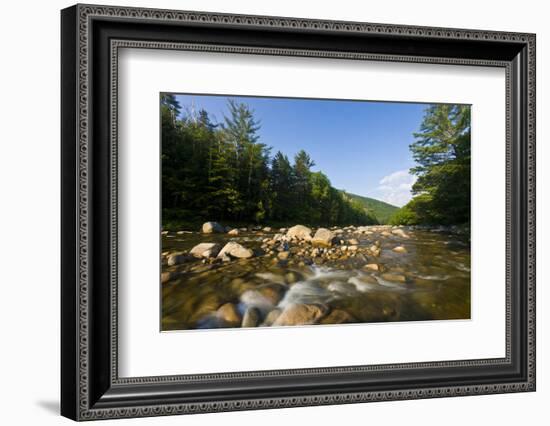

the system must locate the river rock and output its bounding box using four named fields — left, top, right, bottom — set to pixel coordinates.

left=364, top=263, right=379, bottom=271
left=202, top=221, right=225, bottom=234
left=273, top=303, right=328, bottom=326
left=240, top=290, right=276, bottom=314
left=348, top=245, right=358, bottom=252
left=227, top=228, right=239, bottom=236
left=312, top=228, right=335, bottom=247
left=320, top=309, right=356, bottom=325
left=217, top=242, right=254, bottom=259
left=381, top=273, right=407, bottom=283
left=262, top=309, right=282, bottom=326
left=347, top=238, right=359, bottom=245
left=286, top=225, right=312, bottom=241
left=392, top=245, right=408, bottom=253
left=167, top=253, right=193, bottom=266
left=258, top=283, right=288, bottom=305
left=241, top=307, right=261, bottom=327
left=161, top=271, right=179, bottom=284
left=349, top=276, right=378, bottom=292
left=262, top=226, right=272, bottom=232
left=216, top=303, right=242, bottom=327
left=278, top=251, right=290, bottom=260
left=392, top=228, right=410, bottom=239
left=190, top=243, right=221, bottom=259
left=284, top=271, right=303, bottom=285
